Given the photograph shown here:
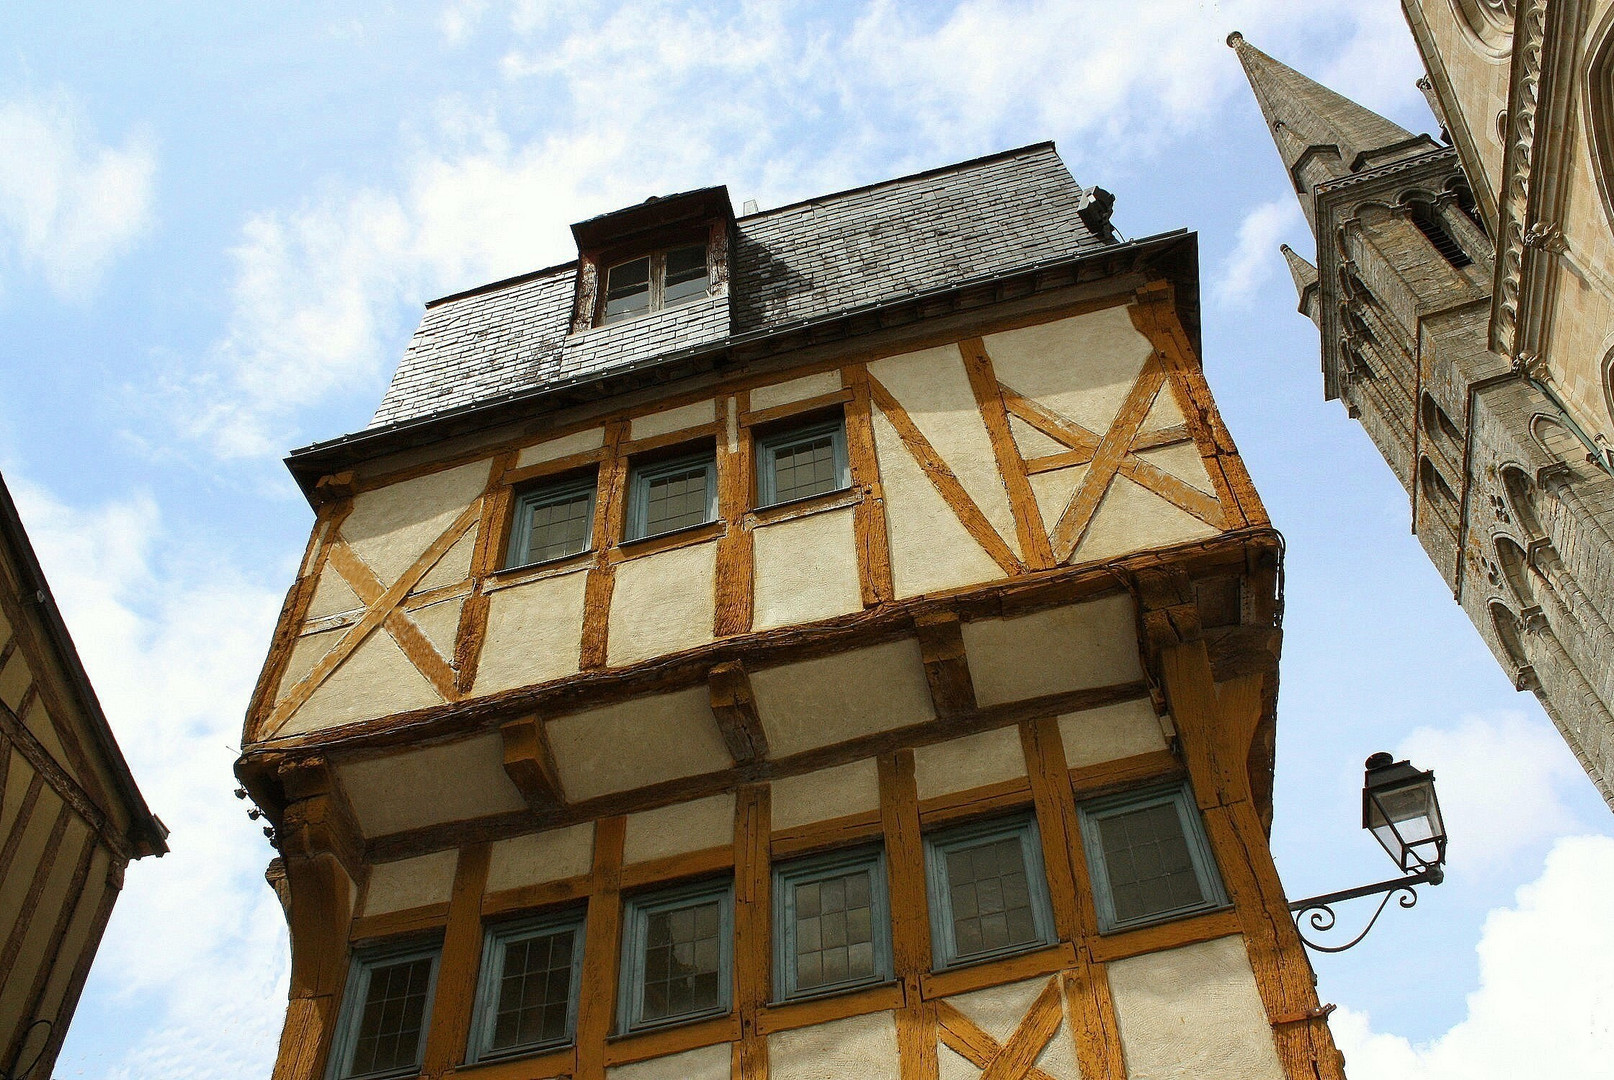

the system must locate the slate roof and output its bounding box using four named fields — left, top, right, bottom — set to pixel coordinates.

left=369, top=142, right=1113, bottom=430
